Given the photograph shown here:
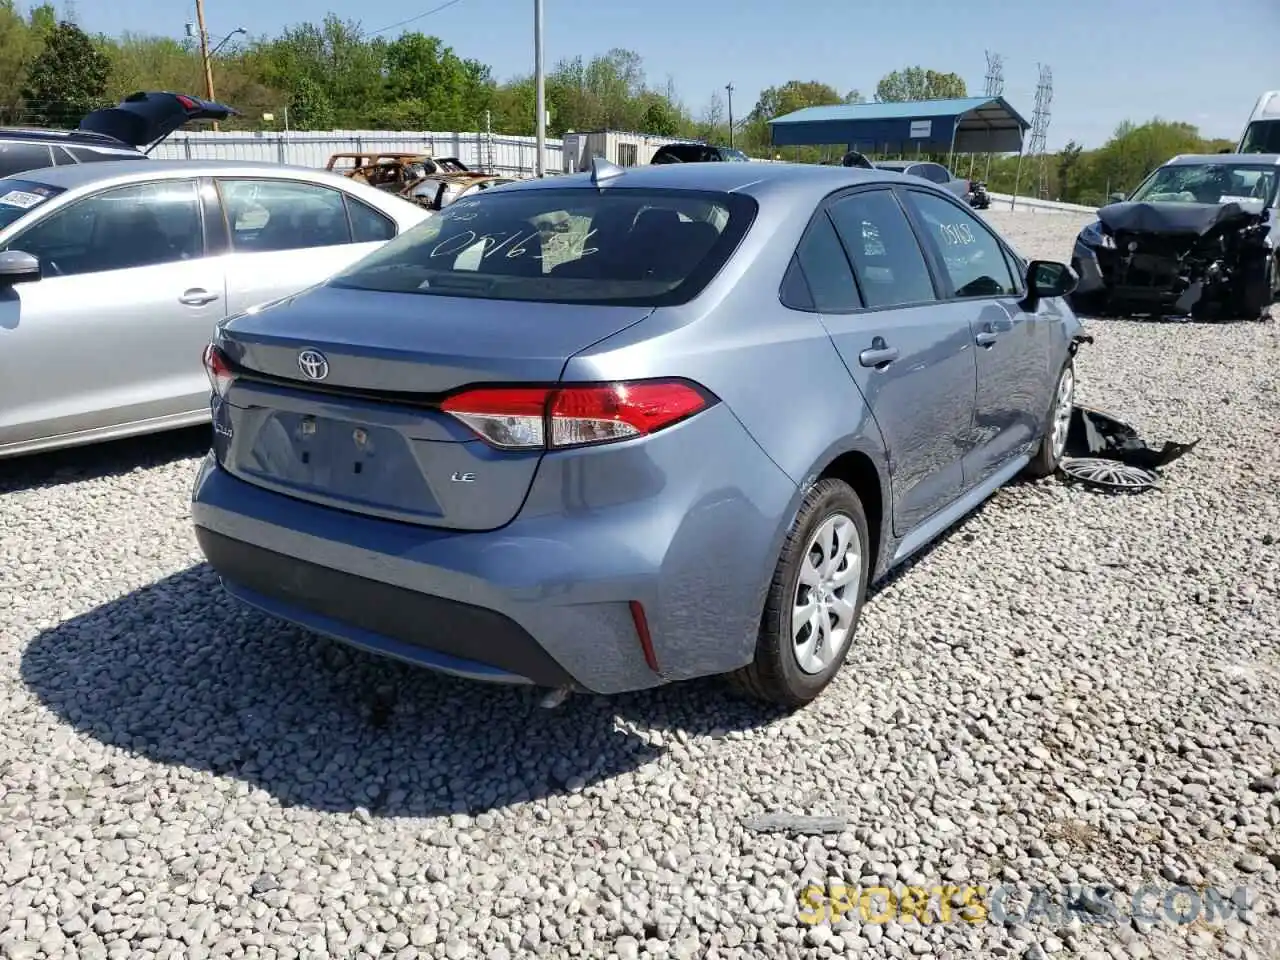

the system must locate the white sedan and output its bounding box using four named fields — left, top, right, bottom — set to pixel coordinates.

left=0, top=158, right=430, bottom=459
